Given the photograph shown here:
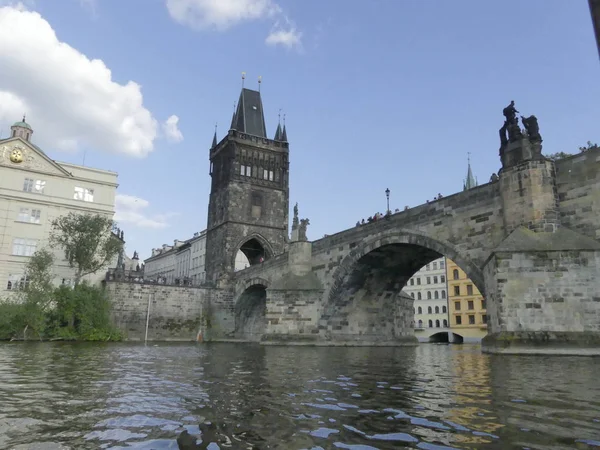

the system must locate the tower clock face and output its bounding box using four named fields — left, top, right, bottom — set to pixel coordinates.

left=10, top=147, right=24, bottom=164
